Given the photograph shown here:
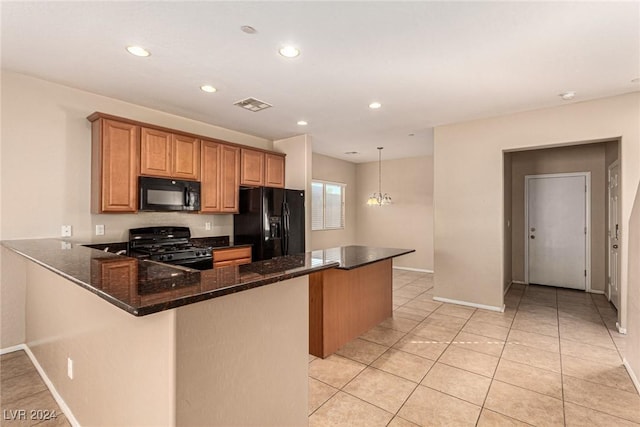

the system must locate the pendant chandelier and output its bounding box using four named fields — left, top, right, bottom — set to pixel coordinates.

left=366, top=147, right=392, bottom=206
